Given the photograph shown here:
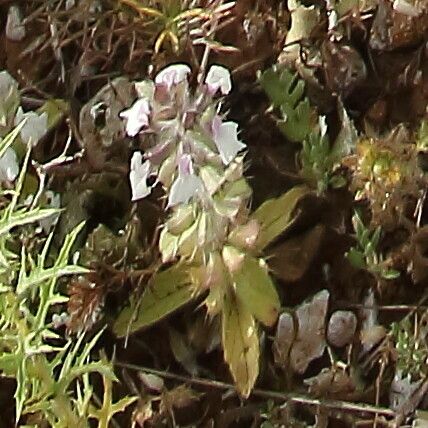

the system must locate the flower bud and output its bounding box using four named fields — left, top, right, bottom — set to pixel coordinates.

left=199, top=165, right=223, bottom=195
left=203, top=252, right=229, bottom=317
left=177, top=216, right=200, bottom=259
left=223, top=177, right=252, bottom=201
left=166, top=204, right=196, bottom=235
left=190, top=251, right=226, bottom=289
left=228, top=219, right=260, bottom=250
left=223, top=156, right=244, bottom=182
left=158, top=153, right=177, bottom=188
left=159, top=228, right=178, bottom=263
left=222, top=245, right=245, bottom=274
